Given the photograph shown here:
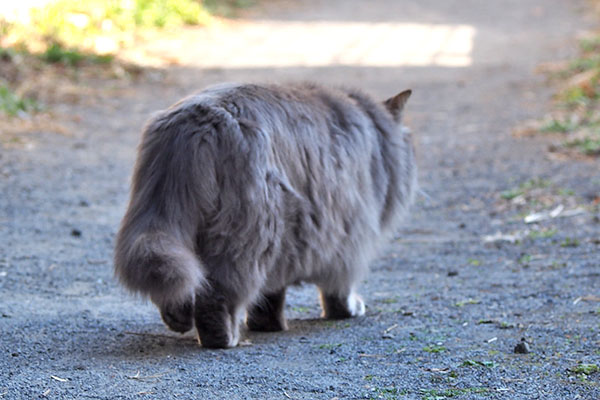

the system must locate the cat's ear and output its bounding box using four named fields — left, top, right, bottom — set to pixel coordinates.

left=383, top=89, right=412, bottom=123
